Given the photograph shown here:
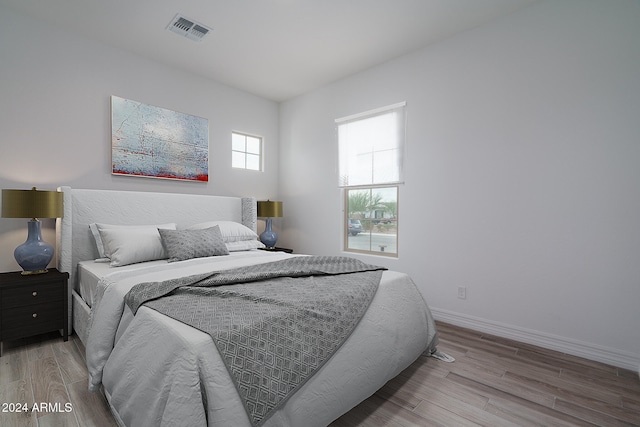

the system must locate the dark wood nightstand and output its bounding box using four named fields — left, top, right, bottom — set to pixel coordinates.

left=258, top=247, right=293, bottom=254
left=0, top=268, right=68, bottom=356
